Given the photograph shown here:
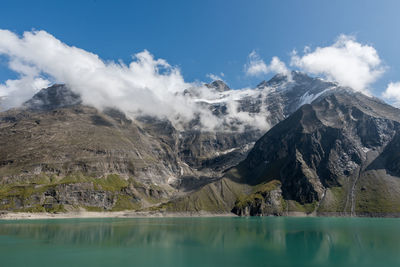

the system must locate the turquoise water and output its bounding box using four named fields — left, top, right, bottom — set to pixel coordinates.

left=0, top=217, right=399, bottom=267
